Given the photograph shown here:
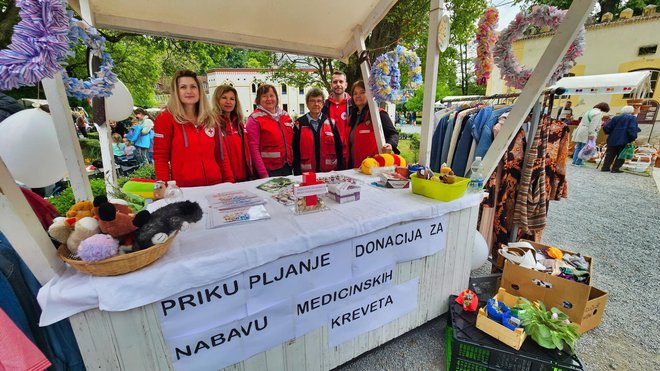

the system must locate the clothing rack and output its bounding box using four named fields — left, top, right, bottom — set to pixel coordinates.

left=440, top=92, right=521, bottom=103
left=440, top=91, right=560, bottom=243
